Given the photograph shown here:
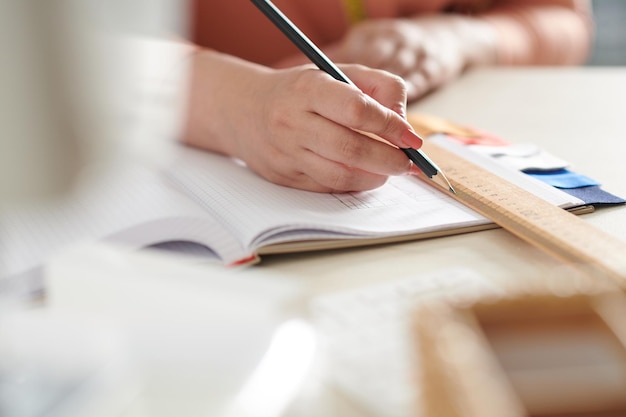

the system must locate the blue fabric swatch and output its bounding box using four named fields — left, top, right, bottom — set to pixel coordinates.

left=560, top=185, right=626, bottom=206
left=525, top=169, right=600, bottom=189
